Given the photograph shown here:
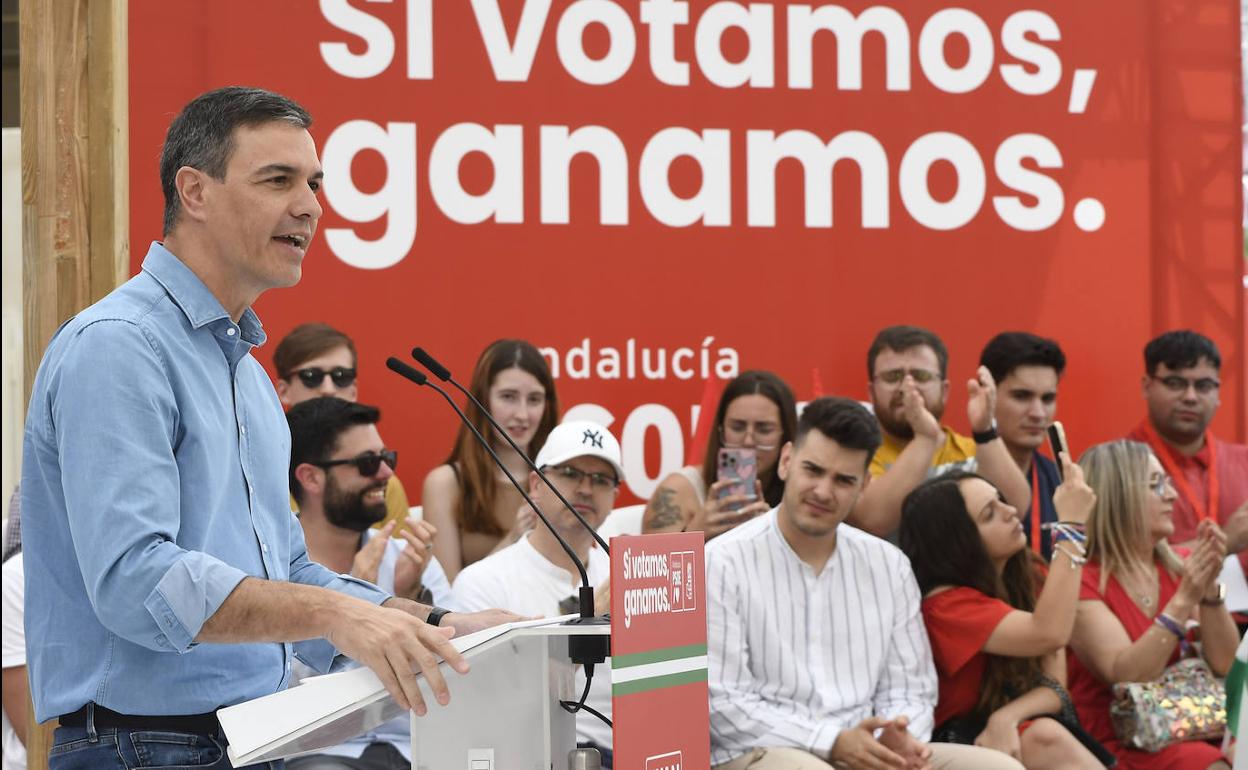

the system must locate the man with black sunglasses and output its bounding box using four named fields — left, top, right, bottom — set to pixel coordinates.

left=1127, top=330, right=1248, bottom=565
left=286, top=397, right=469, bottom=770
left=274, top=322, right=412, bottom=530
